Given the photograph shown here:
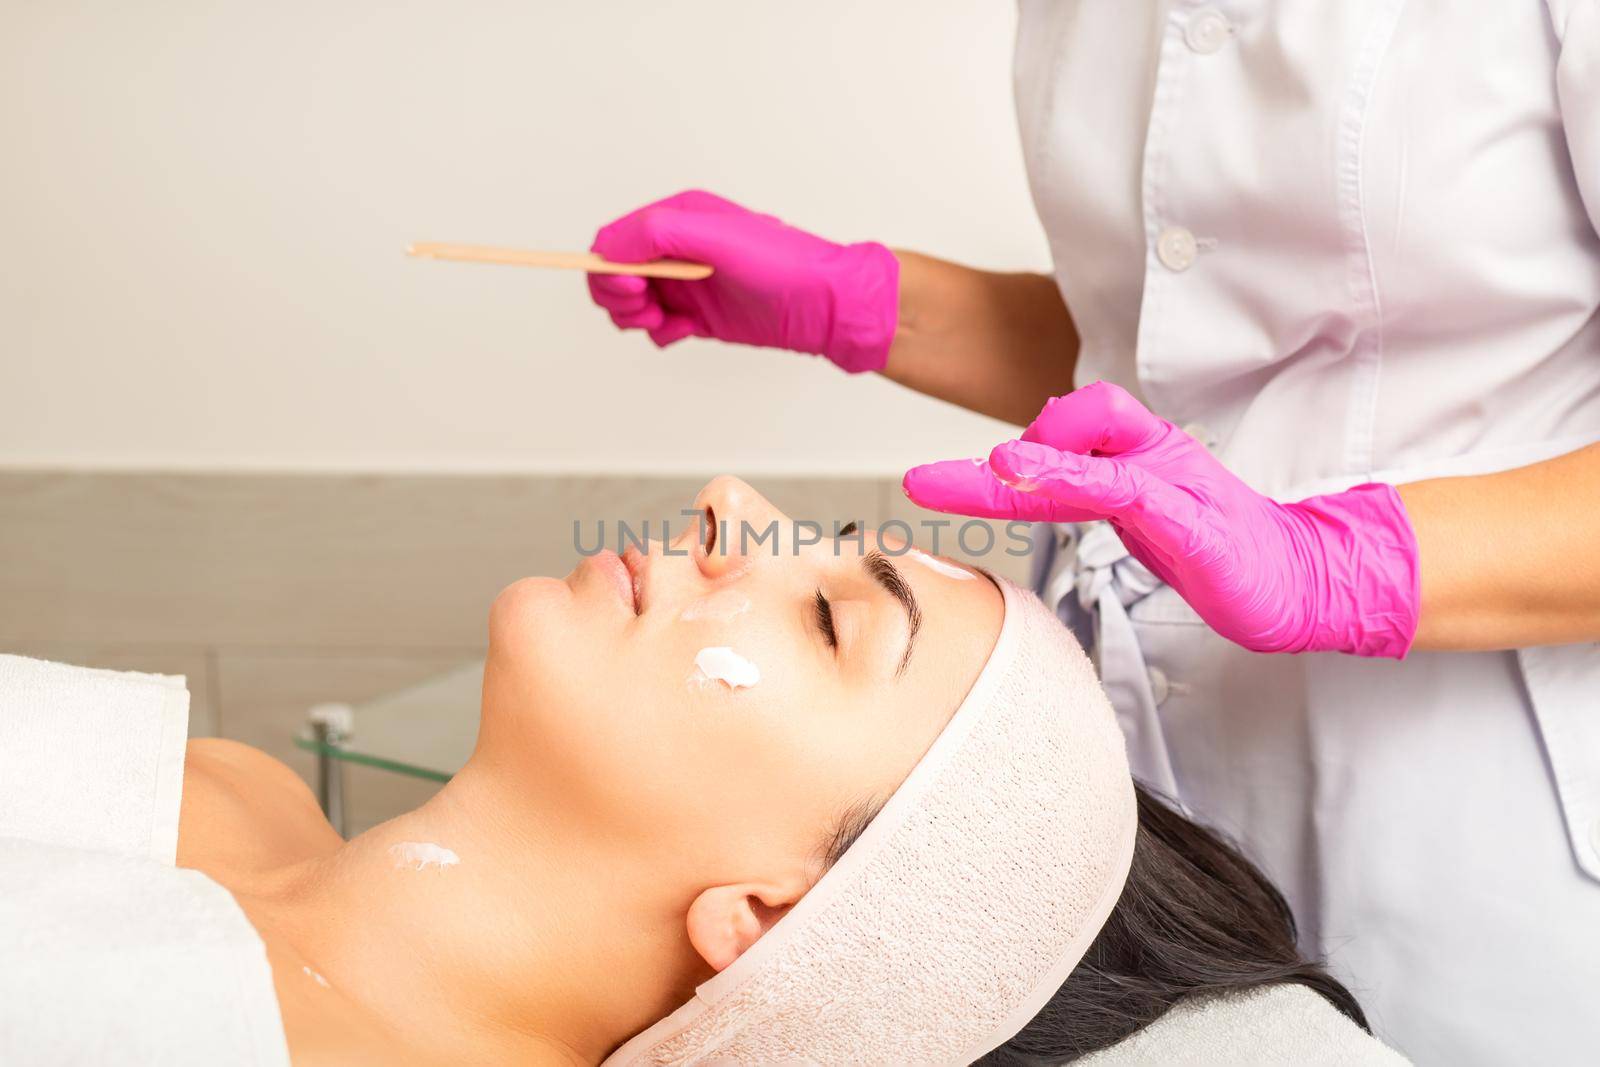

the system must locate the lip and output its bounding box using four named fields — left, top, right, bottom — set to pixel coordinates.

left=620, top=544, right=647, bottom=614
left=586, top=550, right=639, bottom=615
